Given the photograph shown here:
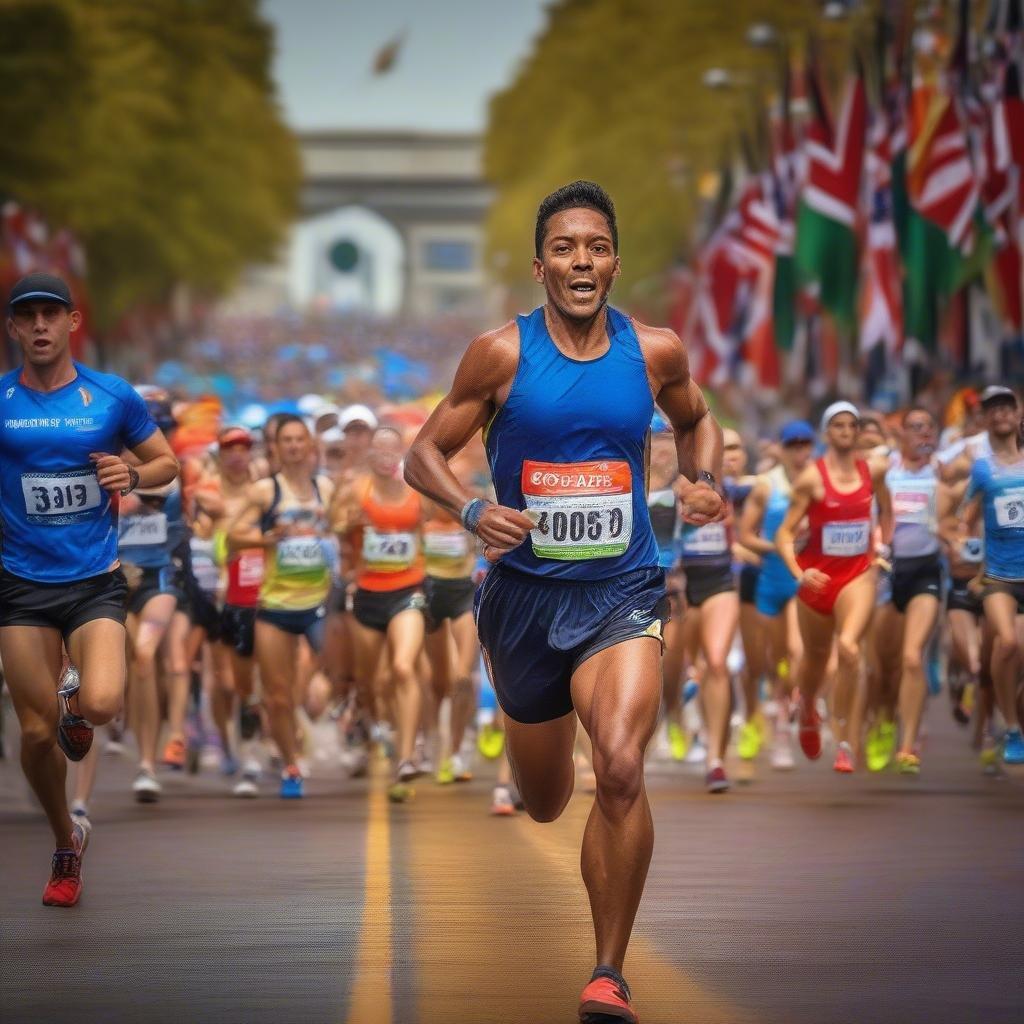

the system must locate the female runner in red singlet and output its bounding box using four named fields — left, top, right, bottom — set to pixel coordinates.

left=775, top=403, right=892, bottom=775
